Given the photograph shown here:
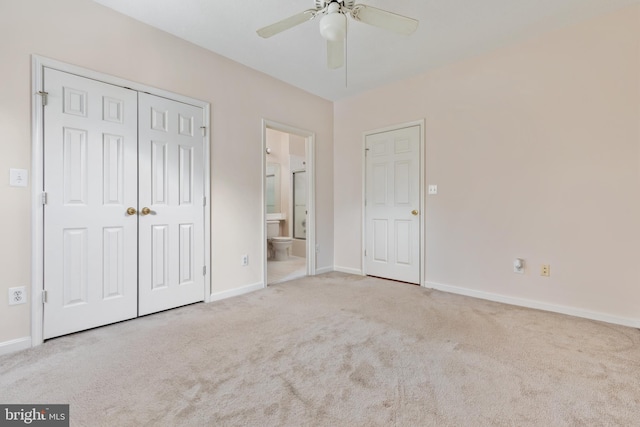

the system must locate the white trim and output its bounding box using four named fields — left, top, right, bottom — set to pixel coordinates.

left=361, top=120, right=425, bottom=284
left=31, top=55, right=212, bottom=346
left=315, top=266, right=334, bottom=275
left=0, top=337, right=32, bottom=356
left=425, top=281, right=640, bottom=328
left=334, top=266, right=364, bottom=276
left=262, top=120, right=316, bottom=286
left=31, top=56, right=208, bottom=108
left=31, top=56, right=45, bottom=347
left=360, top=131, right=366, bottom=282
left=210, top=282, right=264, bottom=302
left=418, top=121, right=426, bottom=288
left=202, top=104, right=212, bottom=303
